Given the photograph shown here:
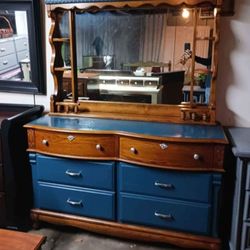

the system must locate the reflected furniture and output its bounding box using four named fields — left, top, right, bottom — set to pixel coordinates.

left=228, top=128, right=250, bottom=250
left=0, top=36, right=29, bottom=80
left=0, top=104, right=43, bottom=229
